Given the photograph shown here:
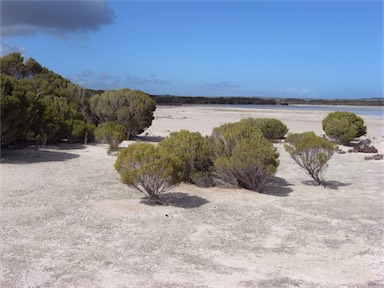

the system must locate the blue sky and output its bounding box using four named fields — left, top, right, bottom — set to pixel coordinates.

left=1, top=0, right=382, bottom=99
